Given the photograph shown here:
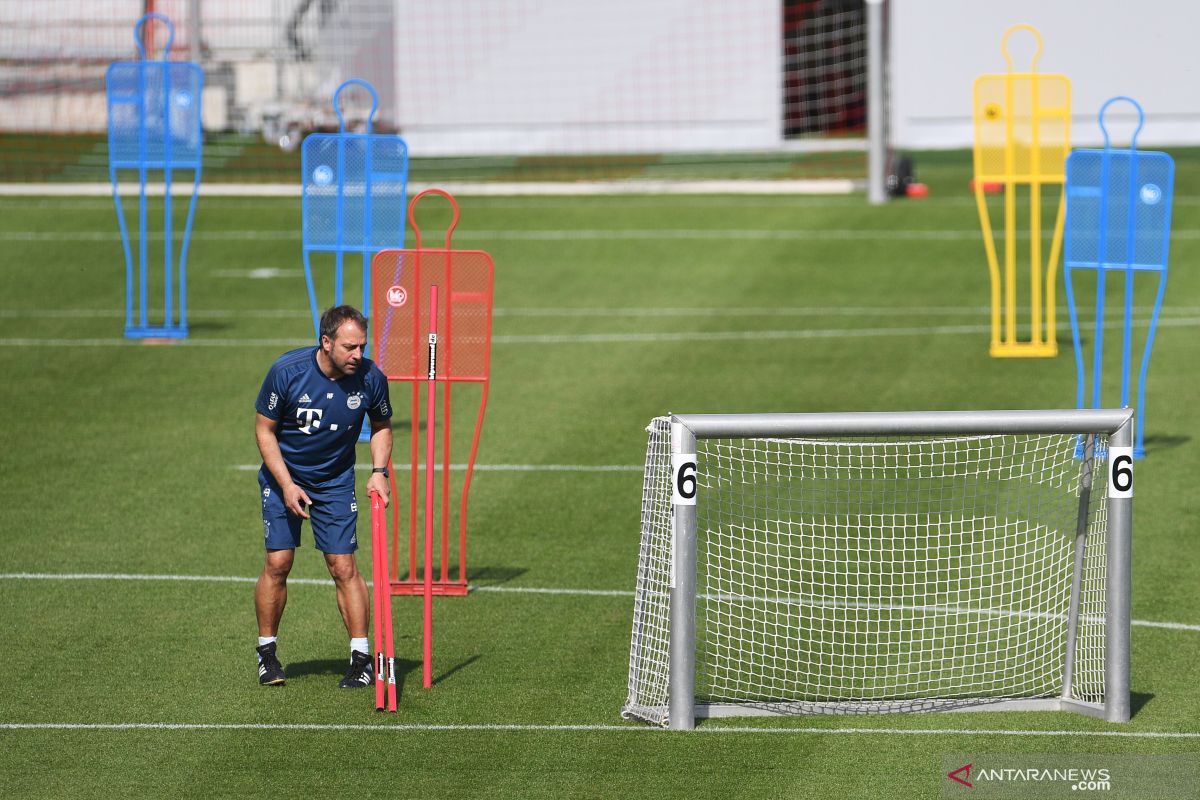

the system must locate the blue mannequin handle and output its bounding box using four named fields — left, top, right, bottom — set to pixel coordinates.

left=333, top=79, right=379, bottom=133
left=134, top=13, right=175, bottom=61
left=1099, top=96, right=1144, bottom=151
